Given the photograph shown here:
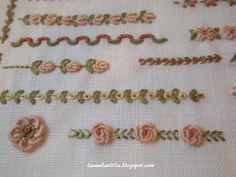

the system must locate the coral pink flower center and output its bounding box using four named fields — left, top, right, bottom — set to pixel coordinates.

left=24, top=126, right=32, bottom=134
